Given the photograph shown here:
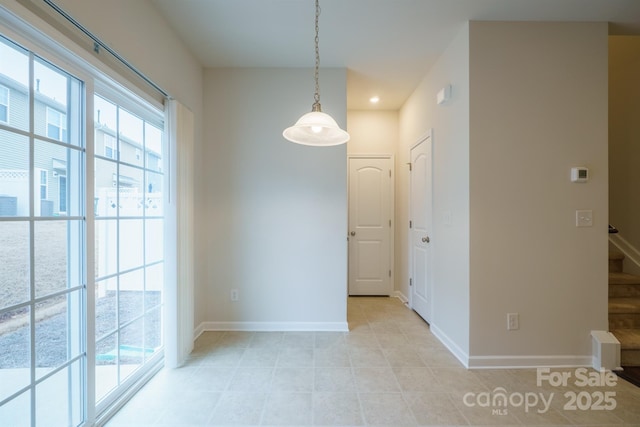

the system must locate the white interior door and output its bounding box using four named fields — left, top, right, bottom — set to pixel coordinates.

left=348, top=157, right=393, bottom=295
left=410, top=134, right=433, bottom=322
